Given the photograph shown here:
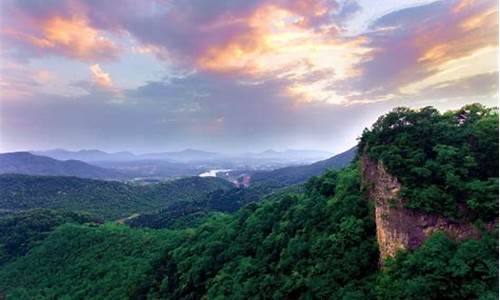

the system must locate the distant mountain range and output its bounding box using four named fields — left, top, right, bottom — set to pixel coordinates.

left=1, top=147, right=352, bottom=182
left=32, top=149, right=136, bottom=162
left=31, top=148, right=333, bottom=164
left=31, top=148, right=223, bottom=163
left=0, top=152, right=122, bottom=180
